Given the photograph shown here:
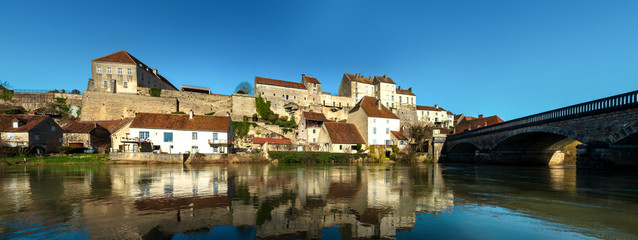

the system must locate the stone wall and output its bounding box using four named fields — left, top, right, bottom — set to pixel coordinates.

left=9, top=92, right=82, bottom=111
left=394, top=108, right=417, bottom=125
left=110, top=152, right=188, bottom=163
left=231, top=93, right=256, bottom=119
